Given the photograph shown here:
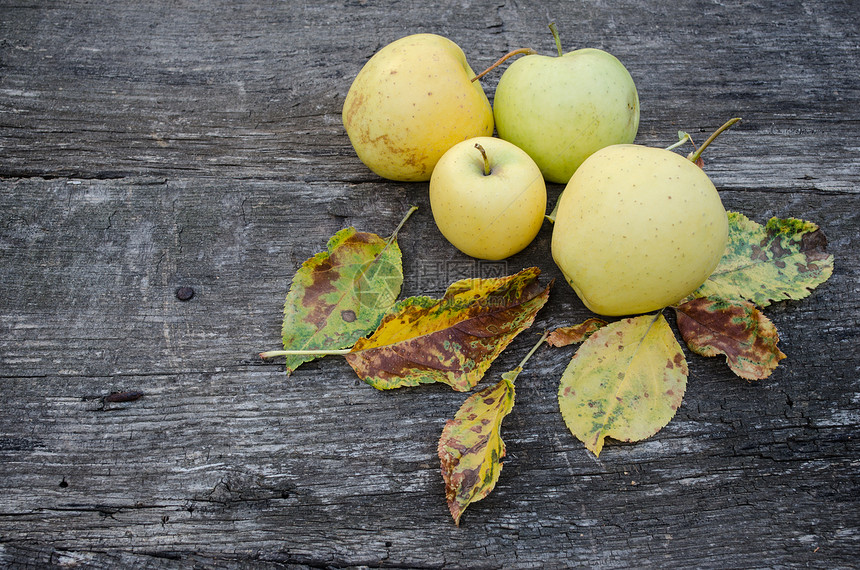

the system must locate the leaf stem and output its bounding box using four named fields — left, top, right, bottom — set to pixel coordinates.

left=387, top=205, right=418, bottom=244
left=687, top=117, right=742, bottom=164
left=545, top=195, right=560, bottom=224
left=471, top=48, right=537, bottom=82
left=548, top=22, right=563, bottom=57
left=664, top=131, right=692, bottom=152
left=517, top=330, right=550, bottom=369
left=260, top=349, right=352, bottom=359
